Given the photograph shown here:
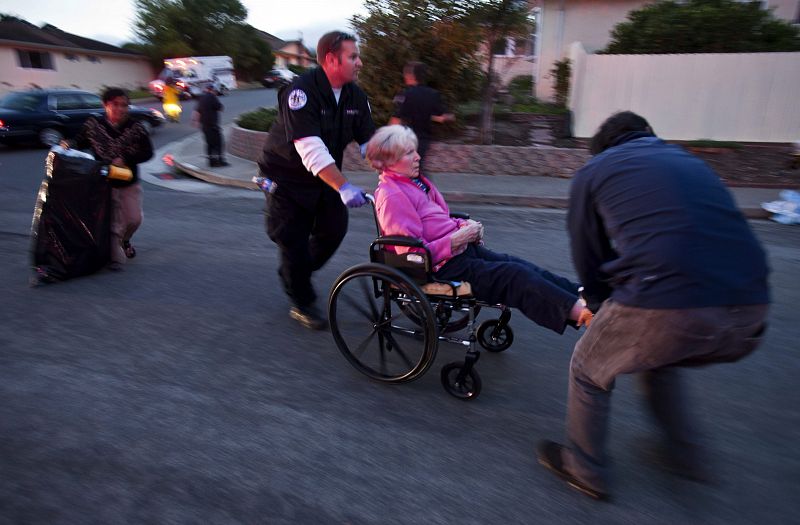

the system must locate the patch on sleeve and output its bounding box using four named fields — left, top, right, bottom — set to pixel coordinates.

left=287, top=89, right=308, bottom=110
